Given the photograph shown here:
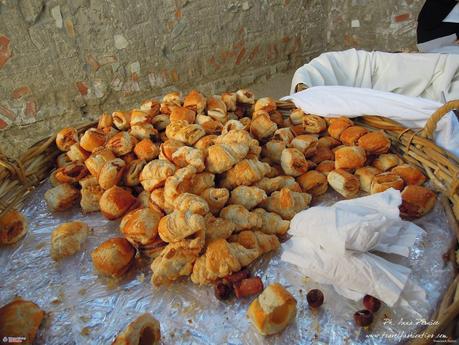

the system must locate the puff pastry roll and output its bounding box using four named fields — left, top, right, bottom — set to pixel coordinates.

left=200, top=187, right=229, bottom=214
left=370, top=172, right=404, bottom=194
left=327, top=169, right=360, bottom=198
left=400, top=185, right=436, bottom=218
left=140, top=160, right=176, bottom=192
left=303, top=114, right=326, bottom=134
left=372, top=153, right=402, bottom=171
left=85, top=147, right=116, bottom=178
left=236, top=89, right=255, bottom=104
left=311, top=146, right=334, bottom=164
left=160, top=91, right=182, bottom=114
left=151, top=114, right=170, bottom=131
left=92, top=237, right=135, bottom=277
left=79, top=128, right=106, bottom=152
left=67, top=143, right=90, bottom=162
left=273, top=128, right=295, bottom=145
left=56, top=127, right=78, bottom=152
left=194, top=135, right=217, bottom=157
left=130, top=122, right=158, bottom=140
left=140, top=98, right=161, bottom=117
left=112, top=111, right=131, bottom=130
left=357, top=131, right=391, bottom=154
left=188, top=172, right=215, bottom=195
left=290, top=134, right=318, bottom=158
left=165, top=120, right=206, bottom=145
left=112, top=313, right=161, bottom=345
left=159, top=139, right=185, bottom=162
left=97, top=112, right=113, bottom=129
left=254, top=97, right=277, bottom=113
left=327, top=117, right=353, bottom=139
left=207, top=96, right=228, bottom=123
left=206, top=143, right=249, bottom=173
left=0, top=209, right=28, bottom=245
left=297, top=170, right=328, bottom=196
left=106, top=131, right=136, bottom=156
left=123, top=159, right=146, bottom=187
left=229, top=186, right=267, bottom=210
left=163, top=166, right=197, bottom=204
left=317, top=136, right=341, bottom=149
left=150, top=188, right=174, bottom=214
left=391, top=164, right=426, bottom=186
left=184, top=90, right=206, bottom=114
left=158, top=210, right=205, bottom=243
left=171, top=146, right=205, bottom=172
left=173, top=193, right=209, bottom=215
left=204, top=214, right=236, bottom=244
left=196, top=114, right=223, bottom=134
left=354, top=166, right=381, bottom=193
left=252, top=208, right=290, bottom=236
left=54, top=161, right=88, bottom=184
left=220, top=204, right=262, bottom=231
left=170, top=106, right=196, bottom=123
left=315, top=160, right=335, bottom=176
left=250, top=111, right=278, bottom=140
left=45, top=184, right=79, bottom=211
left=81, top=184, right=104, bottom=213
left=281, top=148, right=309, bottom=177
left=51, top=221, right=89, bottom=260
left=262, top=140, right=286, bottom=164
left=222, top=119, right=245, bottom=134
left=221, top=92, right=237, bottom=111
left=120, top=208, right=162, bottom=246
left=289, top=108, right=304, bottom=125
left=216, top=129, right=260, bottom=153
left=98, top=158, right=126, bottom=190
left=260, top=188, right=311, bottom=220
left=253, top=176, right=302, bottom=194
left=99, top=186, right=137, bottom=220
left=220, top=159, right=271, bottom=190
left=334, top=146, right=366, bottom=170
left=339, top=126, right=368, bottom=146
left=130, top=109, right=153, bottom=125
